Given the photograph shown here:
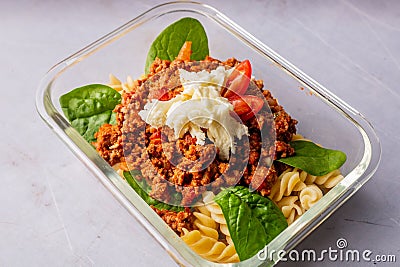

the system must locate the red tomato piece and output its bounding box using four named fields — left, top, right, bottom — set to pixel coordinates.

left=222, top=60, right=252, bottom=99
left=152, top=87, right=170, bottom=101
left=149, top=131, right=161, bottom=140
left=230, top=95, right=264, bottom=121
